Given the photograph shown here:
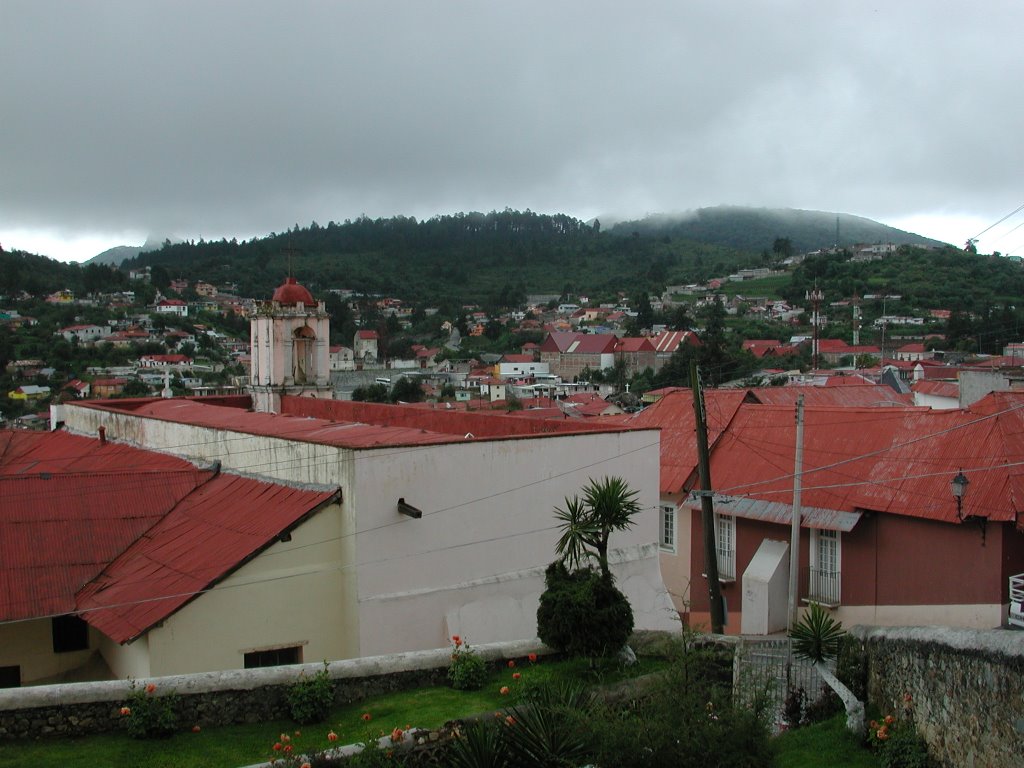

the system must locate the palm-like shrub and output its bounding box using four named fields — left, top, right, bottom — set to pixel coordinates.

left=790, top=602, right=846, bottom=663
left=536, top=561, right=633, bottom=660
